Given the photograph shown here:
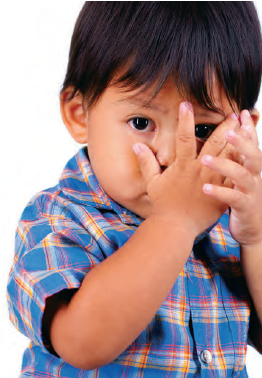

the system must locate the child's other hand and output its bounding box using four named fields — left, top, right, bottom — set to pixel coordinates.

left=201, top=110, right=262, bottom=246
left=133, top=102, right=239, bottom=237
